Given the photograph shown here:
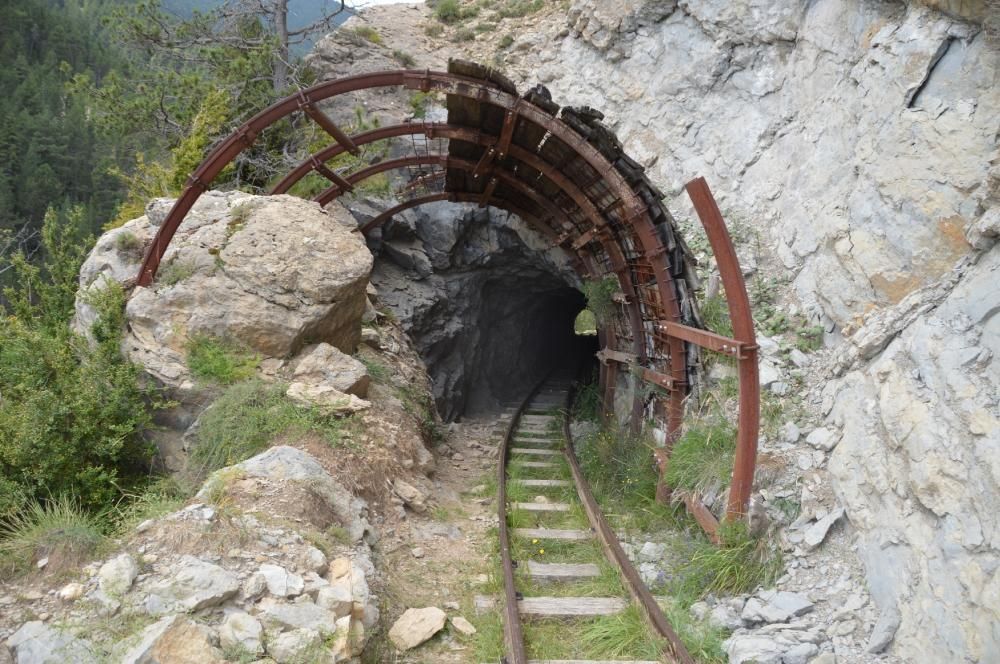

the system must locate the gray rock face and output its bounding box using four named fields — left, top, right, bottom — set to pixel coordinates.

left=368, top=202, right=583, bottom=420
left=528, top=0, right=997, bottom=336
left=218, top=612, right=263, bottom=656
left=144, top=556, right=240, bottom=613
left=257, top=563, right=305, bottom=598
left=98, top=553, right=139, bottom=597
left=201, top=445, right=371, bottom=544
left=6, top=622, right=96, bottom=664
left=742, top=591, right=814, bottom=624
left=827, top=245, right=1000, bottom=662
